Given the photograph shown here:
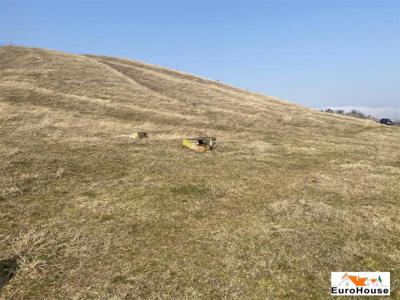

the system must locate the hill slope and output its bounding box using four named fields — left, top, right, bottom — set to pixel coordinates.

left=0, top=46, right=399, bottom=299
